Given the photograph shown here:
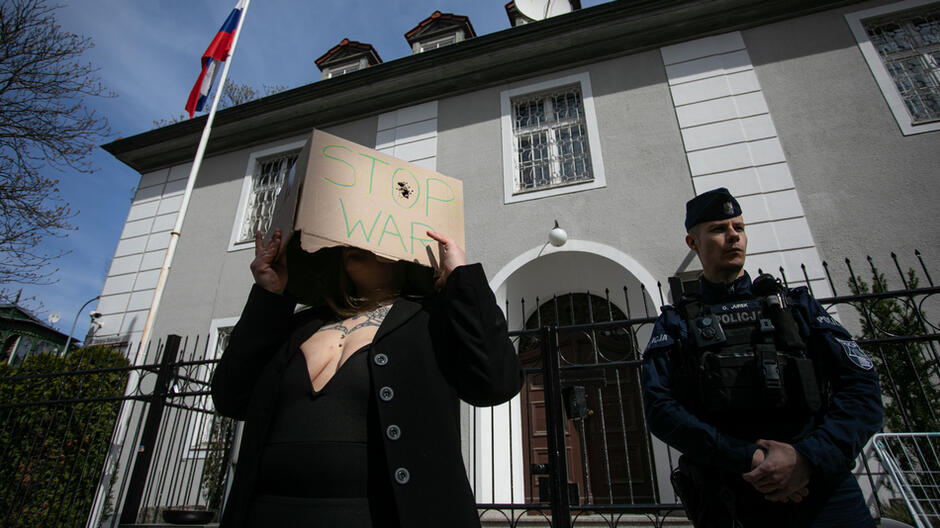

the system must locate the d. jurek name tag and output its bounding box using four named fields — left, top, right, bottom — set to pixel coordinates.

left=712, top=301, right=762, bottom=327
